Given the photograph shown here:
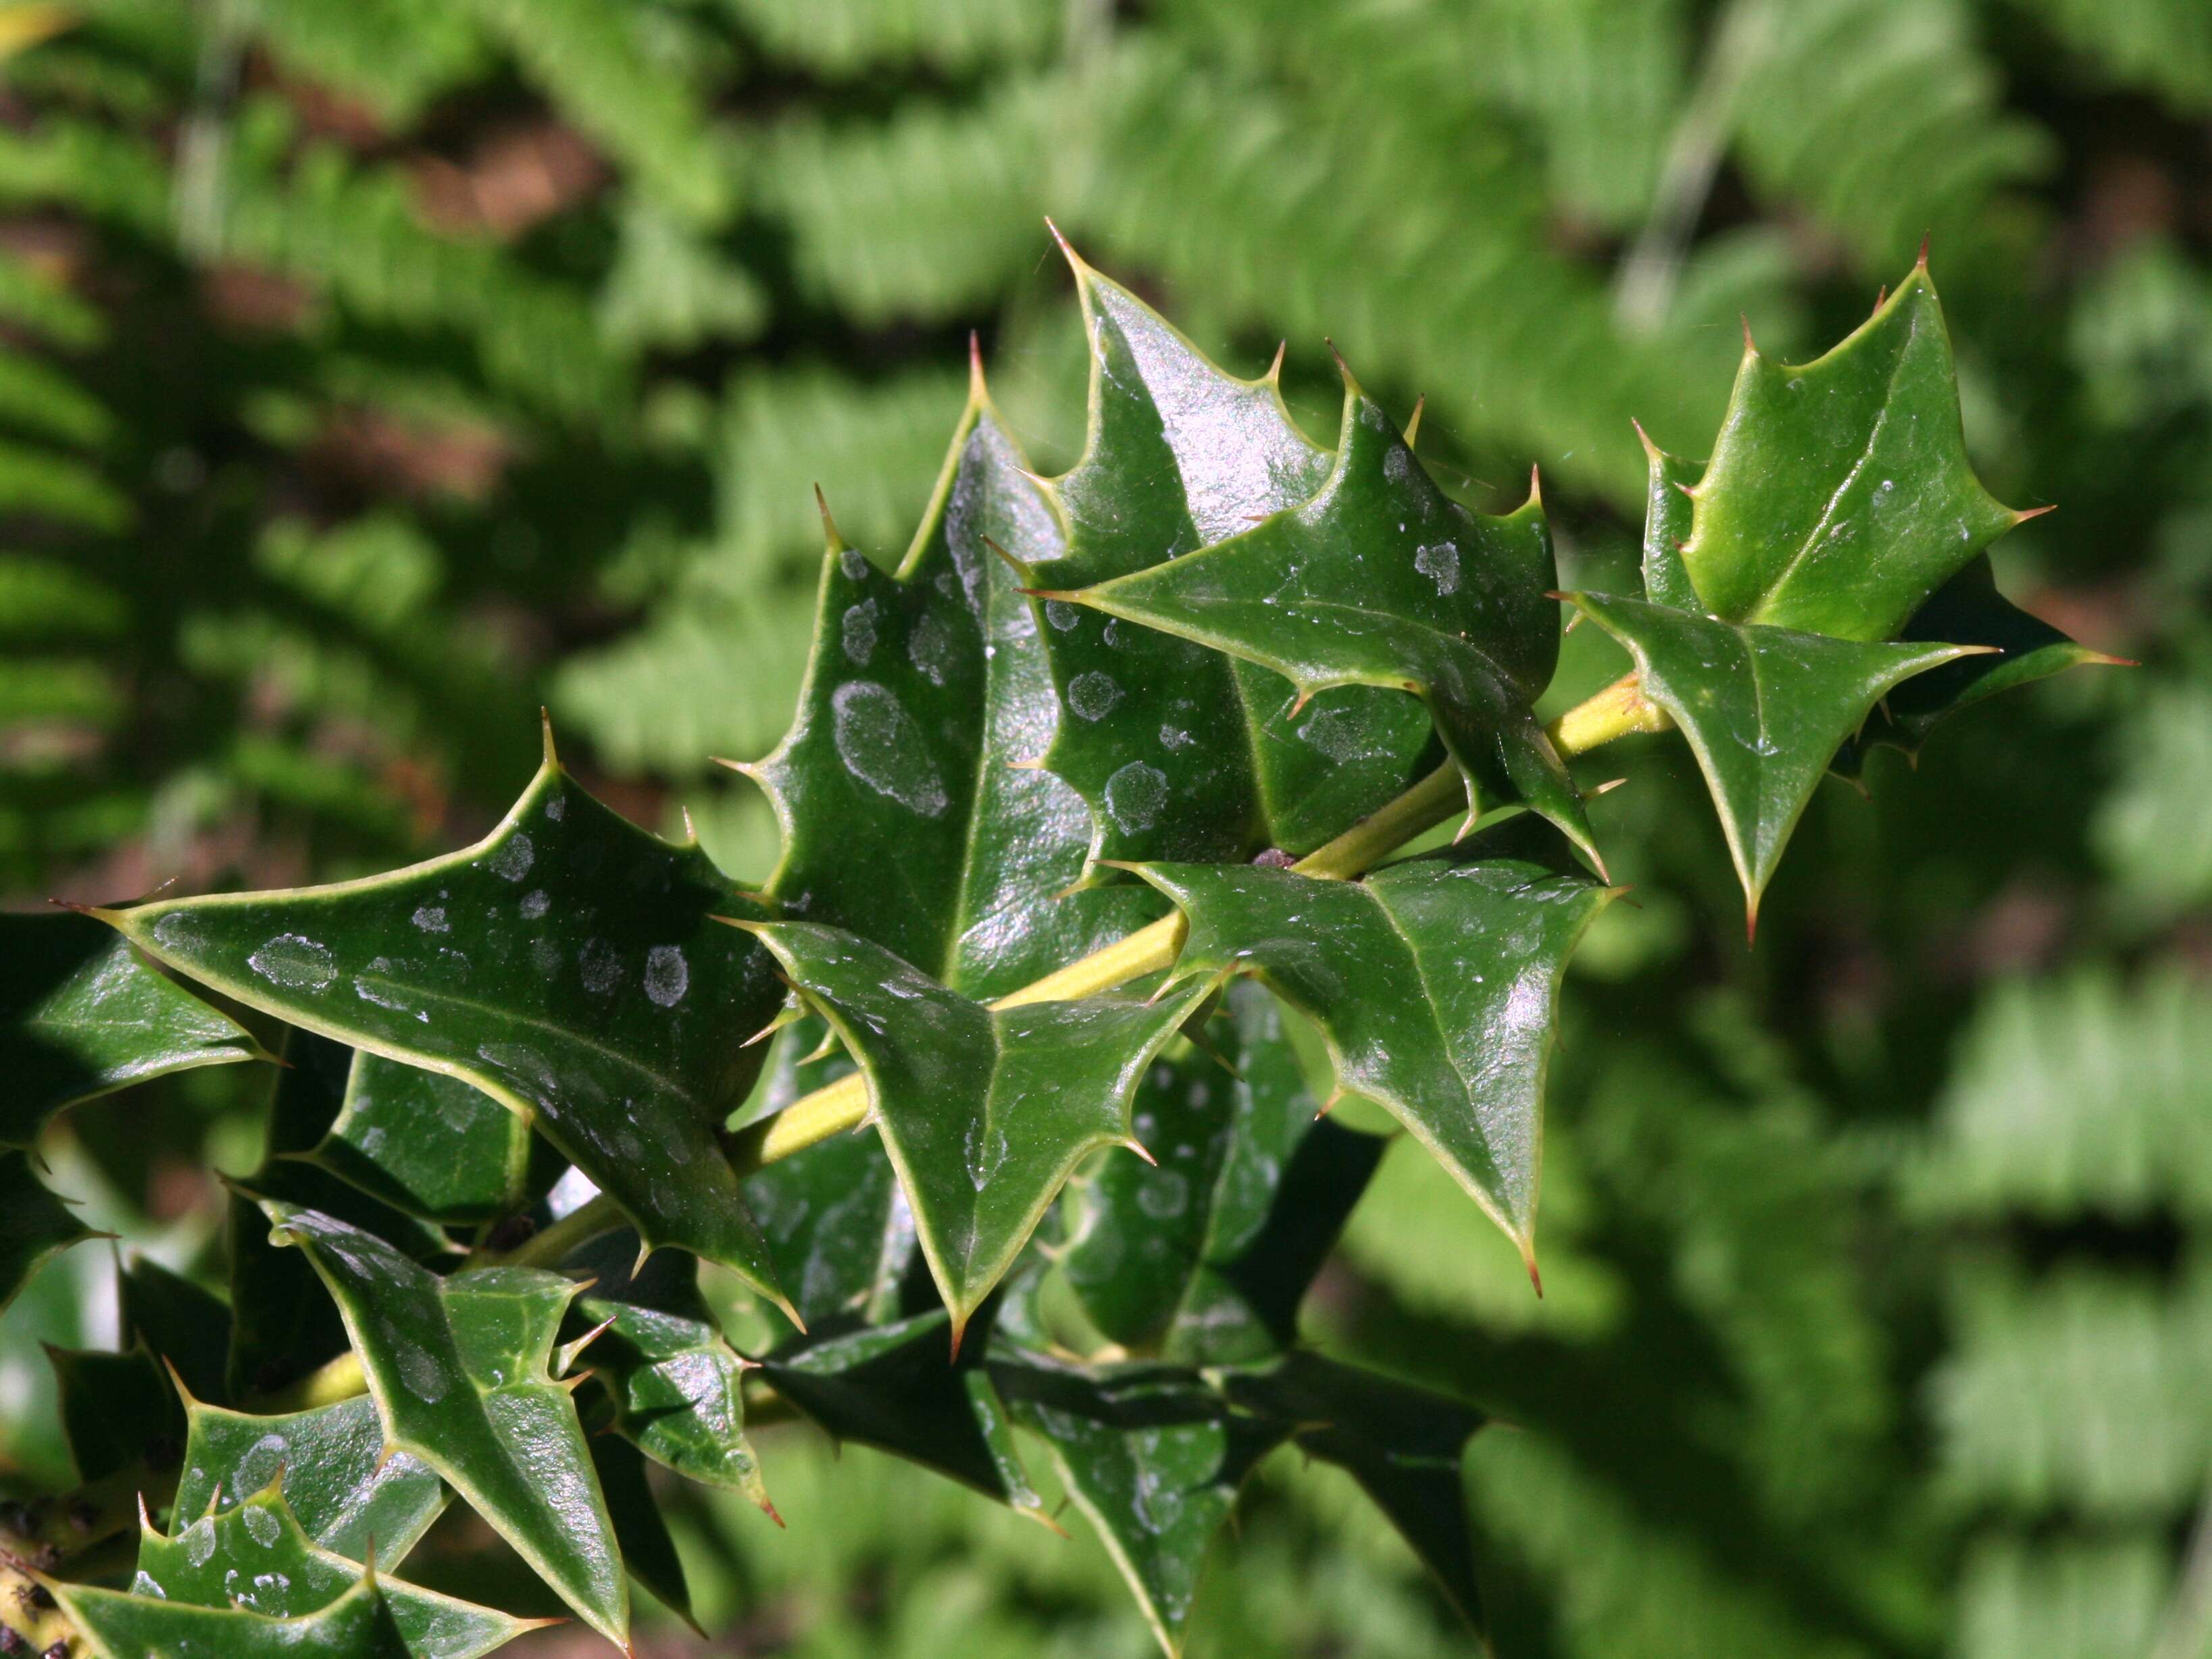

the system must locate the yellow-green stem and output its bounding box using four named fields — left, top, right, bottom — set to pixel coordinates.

left=726, top=672, right=1662, bottom=1173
